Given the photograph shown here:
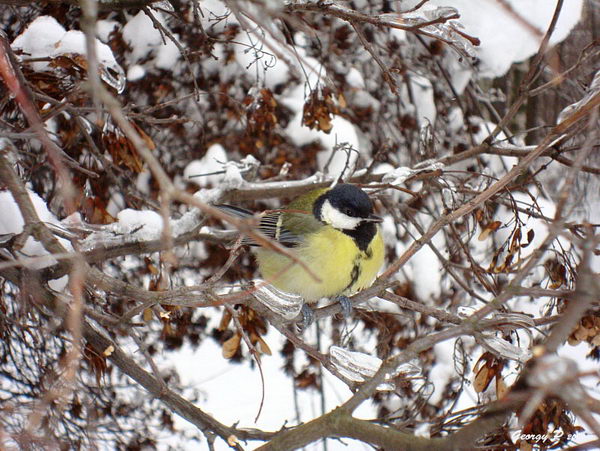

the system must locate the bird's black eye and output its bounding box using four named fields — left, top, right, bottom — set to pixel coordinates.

left=344, top=207, right=353, bottom=216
